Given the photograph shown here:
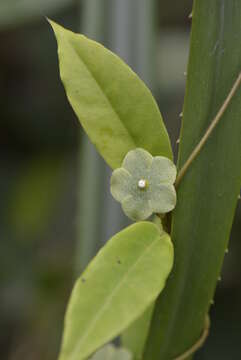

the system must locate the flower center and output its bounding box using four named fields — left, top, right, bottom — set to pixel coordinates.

left=138, top=179, right=148, bottom=189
